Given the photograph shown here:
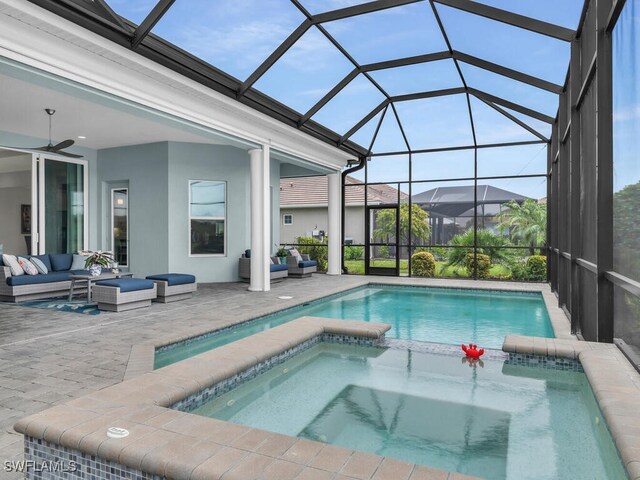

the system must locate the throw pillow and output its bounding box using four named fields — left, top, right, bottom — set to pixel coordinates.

left=30, top=257, right=49, bottom=274
left=2, top=254, right=24, bottom=276
left=288, top=248, right=303, bottom=263
left=70, top=254, right=89, bottom=270
left=49, top=253, right=73, bottom=271
left=17, top=257, right=39, bottom=276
